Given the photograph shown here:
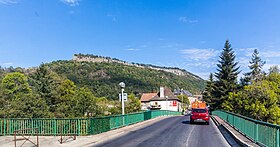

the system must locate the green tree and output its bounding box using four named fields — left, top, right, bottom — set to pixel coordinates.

left=177, top=94, right=189, bottom=110
left=1, top=72, right=31, bottom=99
left=74, top=87, right=97, bottom=117
left=29, top=64, right=56, bottom=110
left=244, top=49, right=265, bottom=84
left=213, top=40, right=240, bottom=110
left=125, top=93, right=141, bottom=113
left=231, top=76, right=280, bottom=124
left=203, top=73, right=215, bottom=107
left=0, top=72, right=50, bottom=118
left=55, top=79, right=77, bottom=117
left=95, top=97, right=110, bottom=116
left=8, top=93, right=51, bottom=118
left=109, top=100, right=121, bottom=115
